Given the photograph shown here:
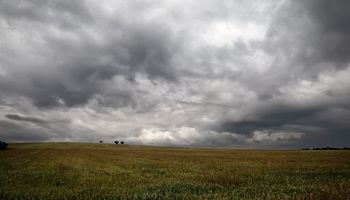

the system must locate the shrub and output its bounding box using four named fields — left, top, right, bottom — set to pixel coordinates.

left=0, top=141, right=8, bottom=150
